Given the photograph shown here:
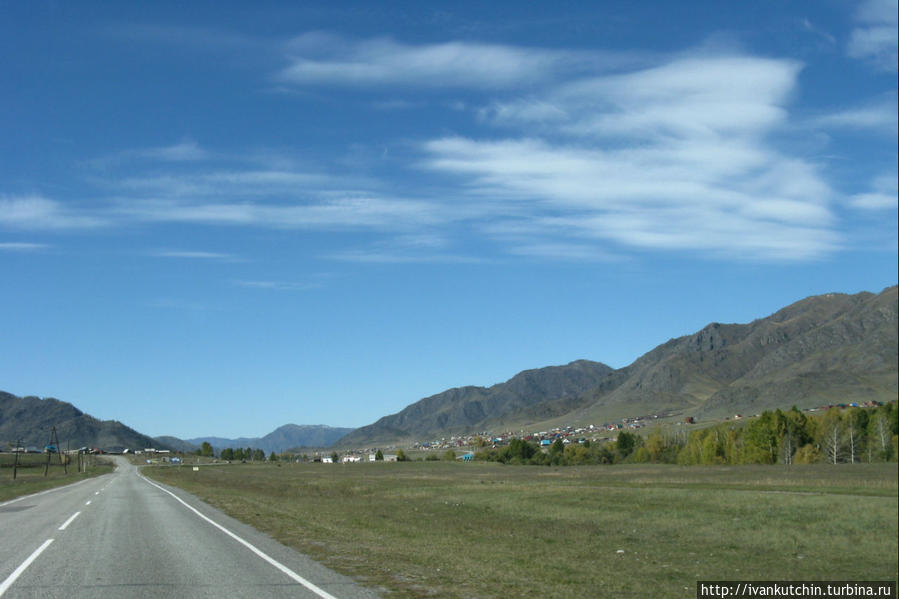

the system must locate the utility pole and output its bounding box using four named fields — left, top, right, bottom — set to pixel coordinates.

left=13, top=439, right=21, bottom=480
left=44, top=426, right=62, bottom=476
